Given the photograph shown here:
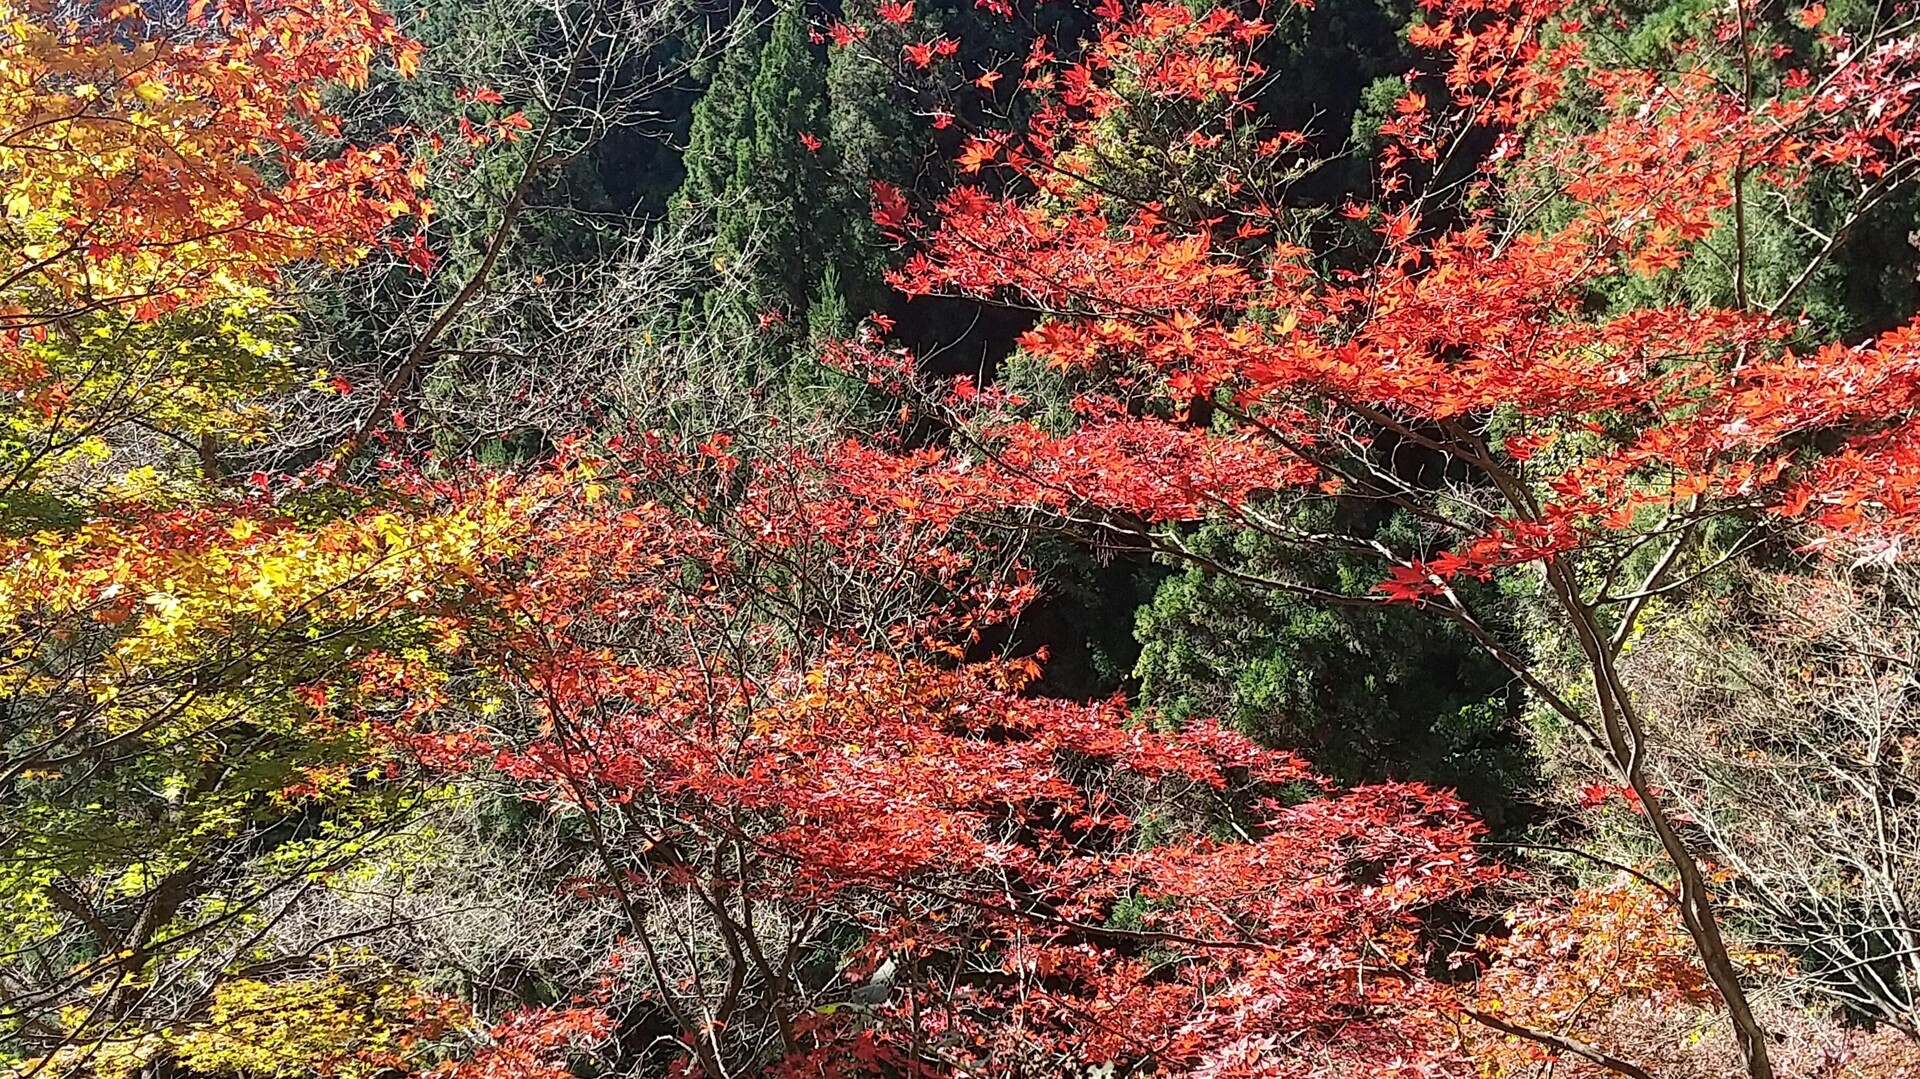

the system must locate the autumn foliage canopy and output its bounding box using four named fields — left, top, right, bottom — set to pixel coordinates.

left=6, top=0, right=1920, bottom=1076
